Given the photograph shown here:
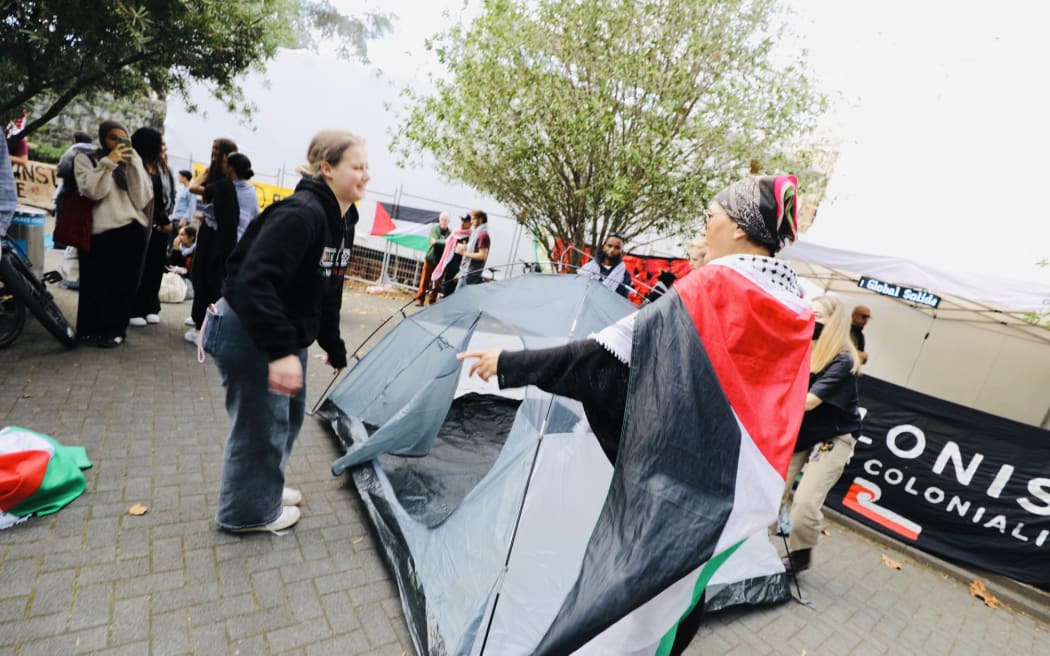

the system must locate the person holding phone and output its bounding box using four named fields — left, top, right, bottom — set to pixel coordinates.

left=73, top=120, right=153, bottom=347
